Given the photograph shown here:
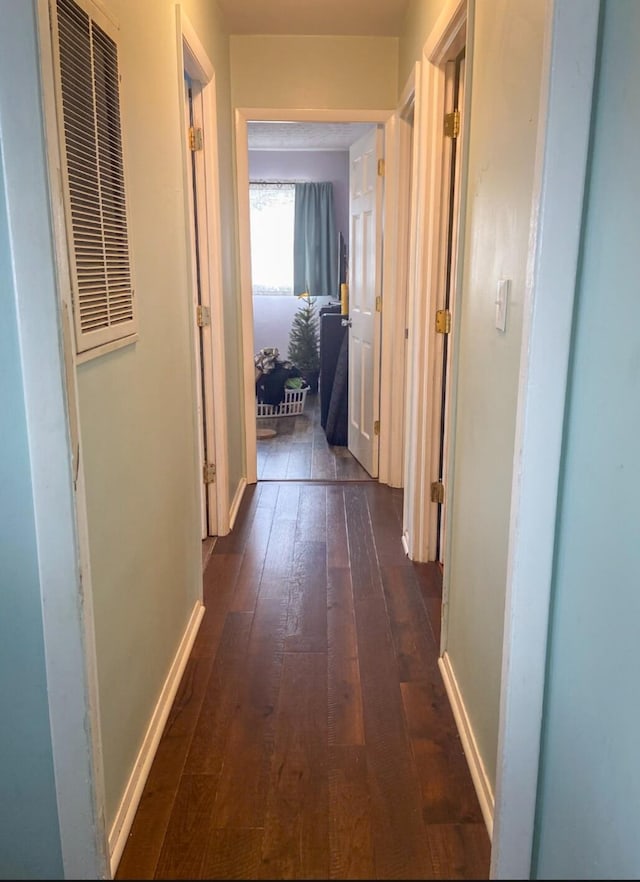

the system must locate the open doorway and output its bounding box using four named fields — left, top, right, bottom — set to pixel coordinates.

left=178, top=12, right=232, bottom=558
left=401, top=5, right=469, bottom=569
left=432, top=46, right=466, bottom=567
left=184, top=72, right=217, bottom=536
left=236, top=107, right=409, bottom=494
left=245, top=119, right=380, bottom=482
